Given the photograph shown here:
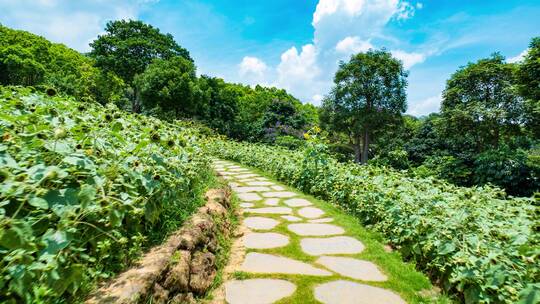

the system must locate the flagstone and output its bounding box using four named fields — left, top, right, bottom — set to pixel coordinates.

left=243, top=217, right=280, bottom=230
left=316, top=256, right=387, bottom=281
left=238, top=193, right=262, bottom=202
left=283, top=198, right=312, bottom=207
left=281, top=215, right=302, bottom=222
left=309, top=218, right=333, bottom=223
left=300, top=236, right=365, bottom=255
left=236, top=173, right=259, bottom=179
left=224, top=279, right=296, bottom=304
left=246, top=181, right=275, bottom=186
left=240, top=253, right=331, bottom=276
left=271, top=185, right=285, bottom=191
left=234, top=186, right=272, bottom=193
left=263, top=198, right=280, bottom=206
left=297, top=207, right=325, bottom=219
left=239, top=202, right=254, bottom=208
left=243, top=232, right=289, bottom=249
left=314, top=280, right=406, bottom=304
left=262, top=191, right=297, bottom=198
left=288, top=223, right=344, bottom=236
left=244, top=207, right=292, bottom=215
